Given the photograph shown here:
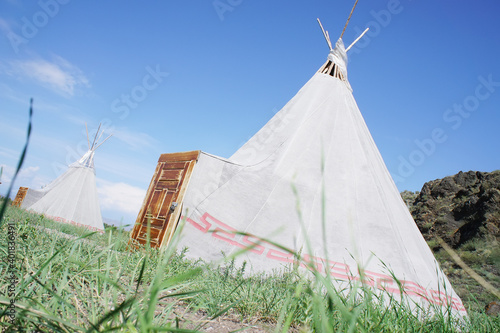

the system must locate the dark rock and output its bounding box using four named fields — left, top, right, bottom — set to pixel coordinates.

left=485, top=301, right=500, bottom=316
left=452, top=196, right=479, bottom=220
left=420, top=182, right=432, bottom=197
left=431, top=177, right=459, bottom=199
left=410, top=170, right=500, bottom=247
left=453, top=171, right=480, bottom=188
left=453, top=188, right=473, bottom=201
